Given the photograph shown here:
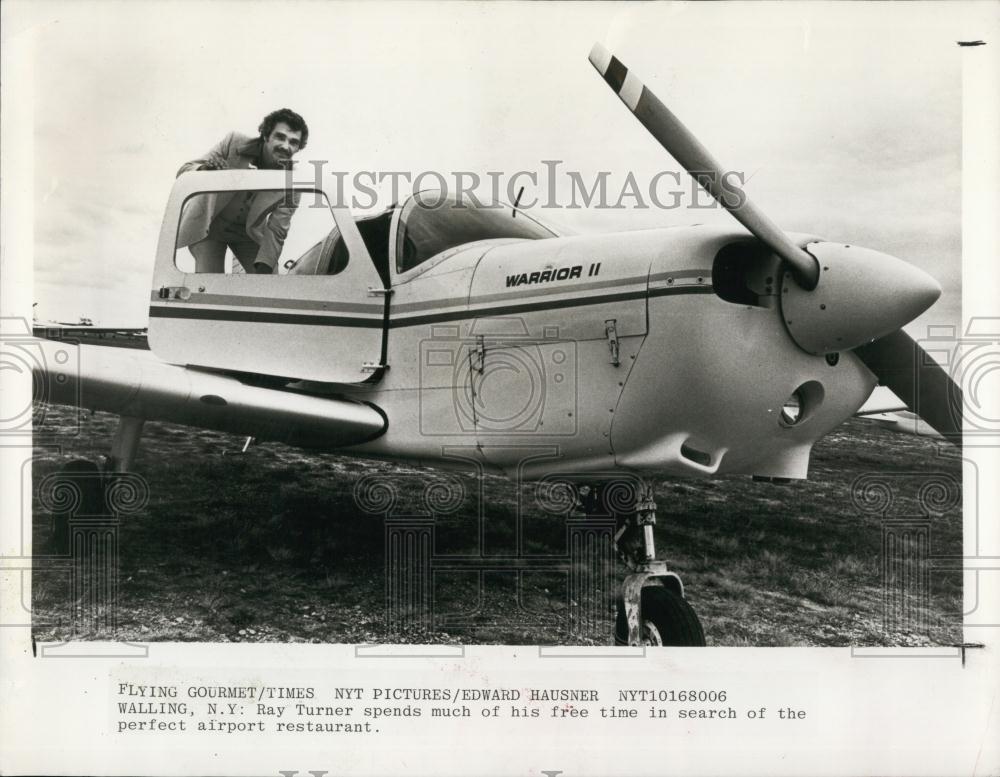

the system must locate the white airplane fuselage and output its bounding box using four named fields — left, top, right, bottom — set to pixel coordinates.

left=302, top=225, right=876, bottom=481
